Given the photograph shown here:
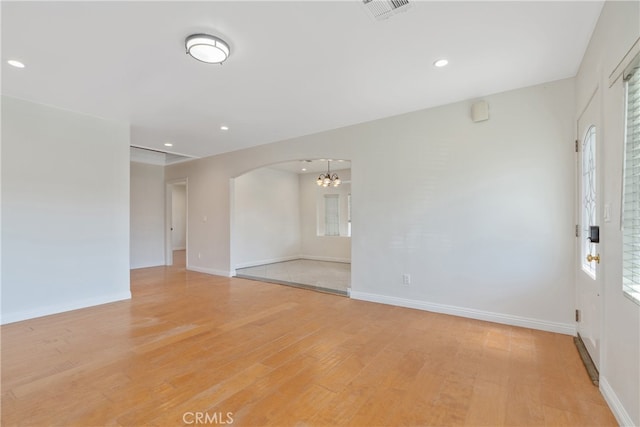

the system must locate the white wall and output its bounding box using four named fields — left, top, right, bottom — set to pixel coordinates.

left=350, top=80, right=575, bottom=330
left=299, top=169, right=351, bottom=262
left=130, top=161, right=165, bottom=268
left=232, top=167, right=301, bottom=269
left=1, top=96, right=131, bottom=324
left=166, top=77, right=576, bottom=334
left=172, top=184, right=187, bottom=250
left=575, top=1, right=640, bottom=425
